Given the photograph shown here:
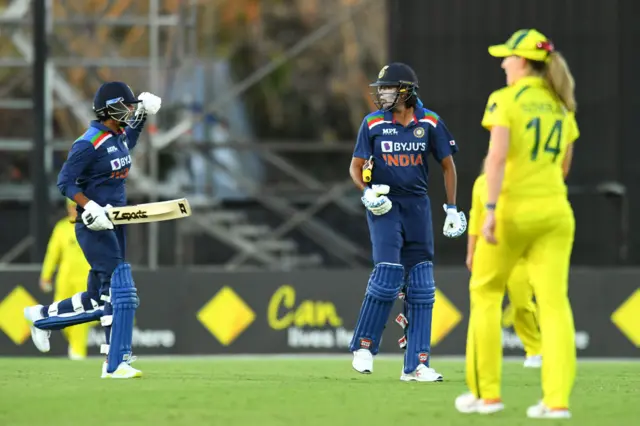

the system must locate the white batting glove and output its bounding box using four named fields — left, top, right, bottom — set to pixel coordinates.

left=81, top=201, right=114, bottom=231
left=362, top=184, right=392, bottom=216
left=442, top=204, right=467, bottom=238
left=138, top=92, right=162, bottom=115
